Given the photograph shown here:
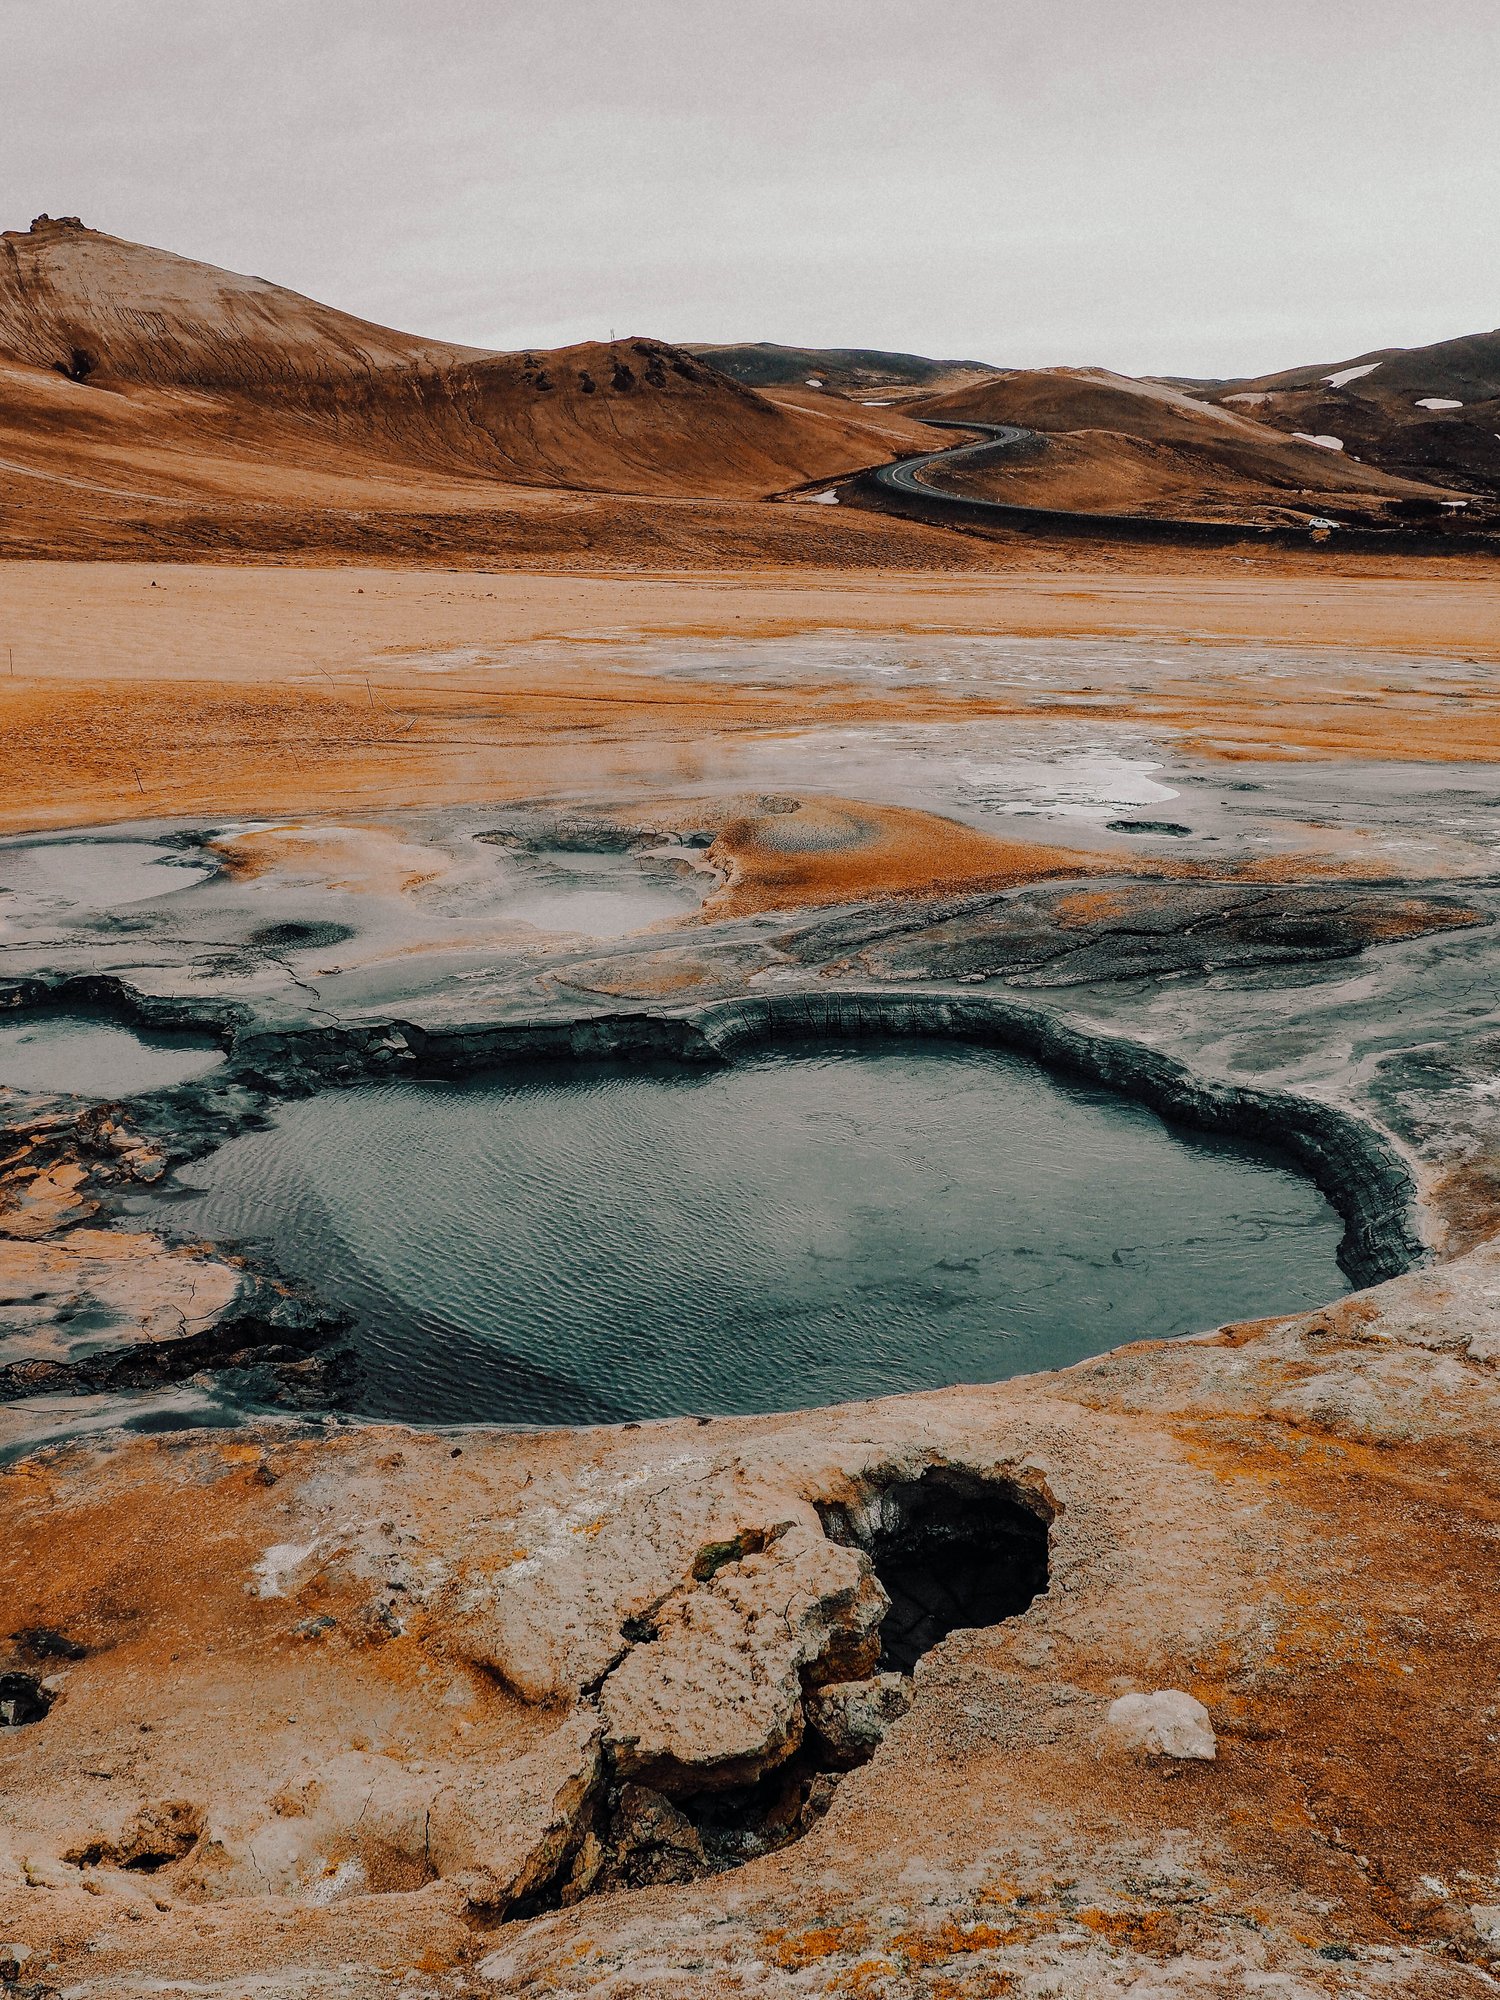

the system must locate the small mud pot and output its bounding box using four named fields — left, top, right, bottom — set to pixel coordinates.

left=140, top=1041, right=1348, bottom=1424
